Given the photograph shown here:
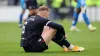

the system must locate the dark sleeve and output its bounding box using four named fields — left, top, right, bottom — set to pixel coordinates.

left=27, top=16, right=49, bottom=29
left=37, top=18, right=50, bottom=26
left=47, top=22, right=65, bottom=35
